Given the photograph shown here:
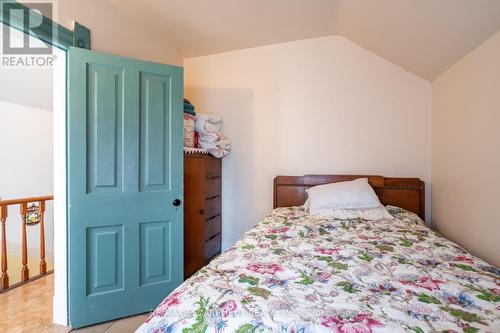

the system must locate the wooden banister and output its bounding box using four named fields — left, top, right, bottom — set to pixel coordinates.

left=0, top=195, right=53, bottom=291
left=0, top=195, right=54, bottom=206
